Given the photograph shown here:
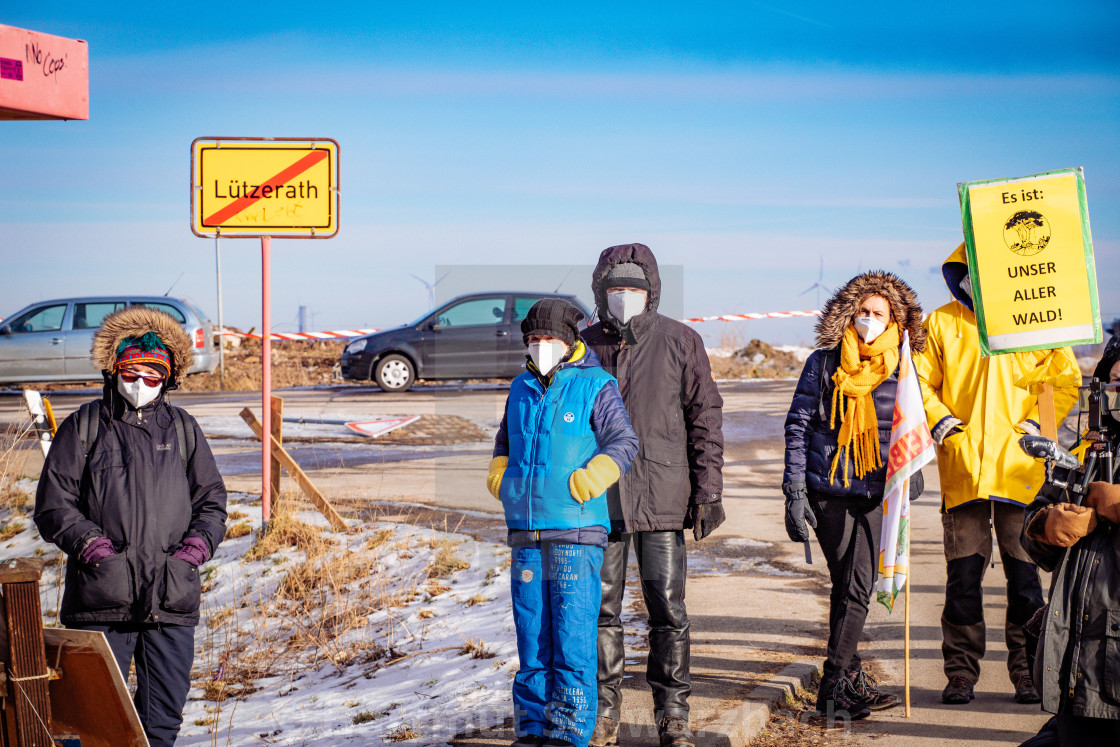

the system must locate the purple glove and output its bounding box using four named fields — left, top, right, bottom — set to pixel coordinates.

left=172, top=536, right=210, bottom=566
left=79, top=536, right=115, bottom=565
